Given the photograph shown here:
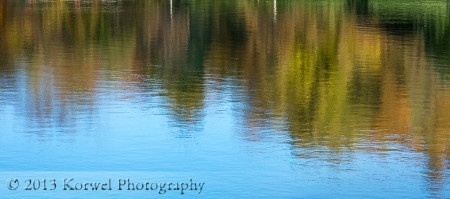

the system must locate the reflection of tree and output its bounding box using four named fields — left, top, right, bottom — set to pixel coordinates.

left=0, top=0, right=135, bottom=131
left=202, top=0, right=449, bottom=191
left=354, top=0, right=450, bottom=74
left=423, top=14, right=450, bottom=74
left=0, top=0, right=206, bottom=134
left=132, top=0, right=205, bottom=133
left=346, top=0, right=369, bottom=15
